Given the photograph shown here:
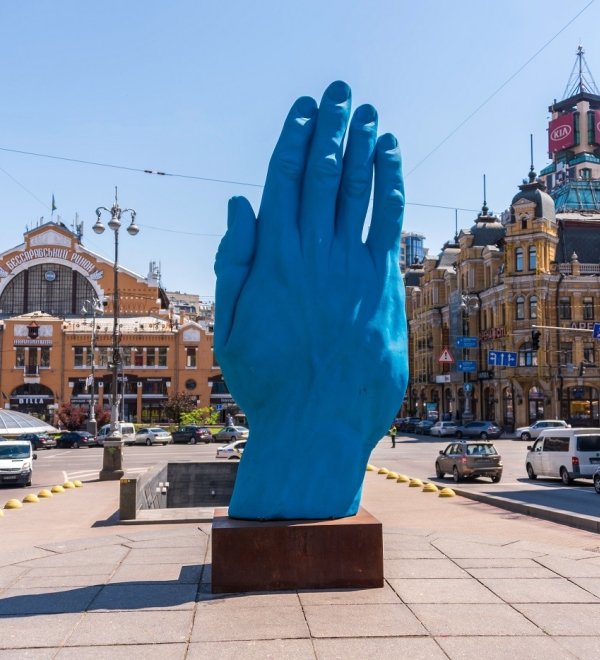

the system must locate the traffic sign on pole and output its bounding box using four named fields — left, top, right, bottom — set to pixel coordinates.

left=488, top=350, right=518, bottom=367
left=457, top=360, right=477, bottom=372
left=593, top=322, right=600, bottom=339
left=455, top=336, right=478, bottom=349
left=438, top=347, right=455, bottom=363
